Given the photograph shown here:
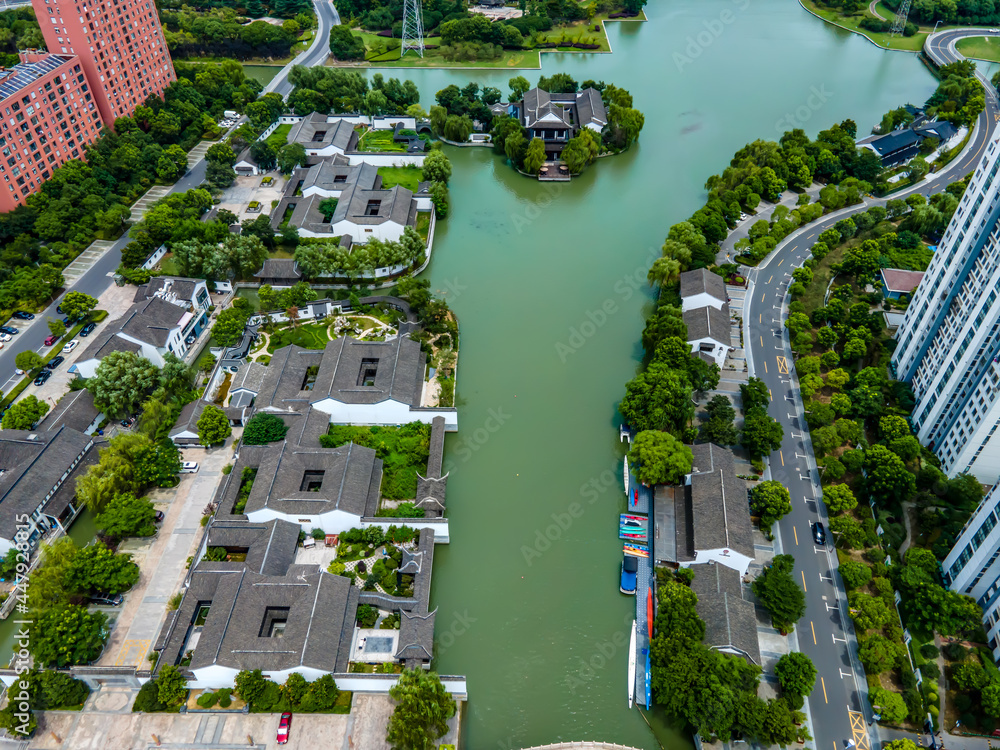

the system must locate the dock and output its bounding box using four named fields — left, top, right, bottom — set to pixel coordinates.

left=623, top=457, right=653, bottom=708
